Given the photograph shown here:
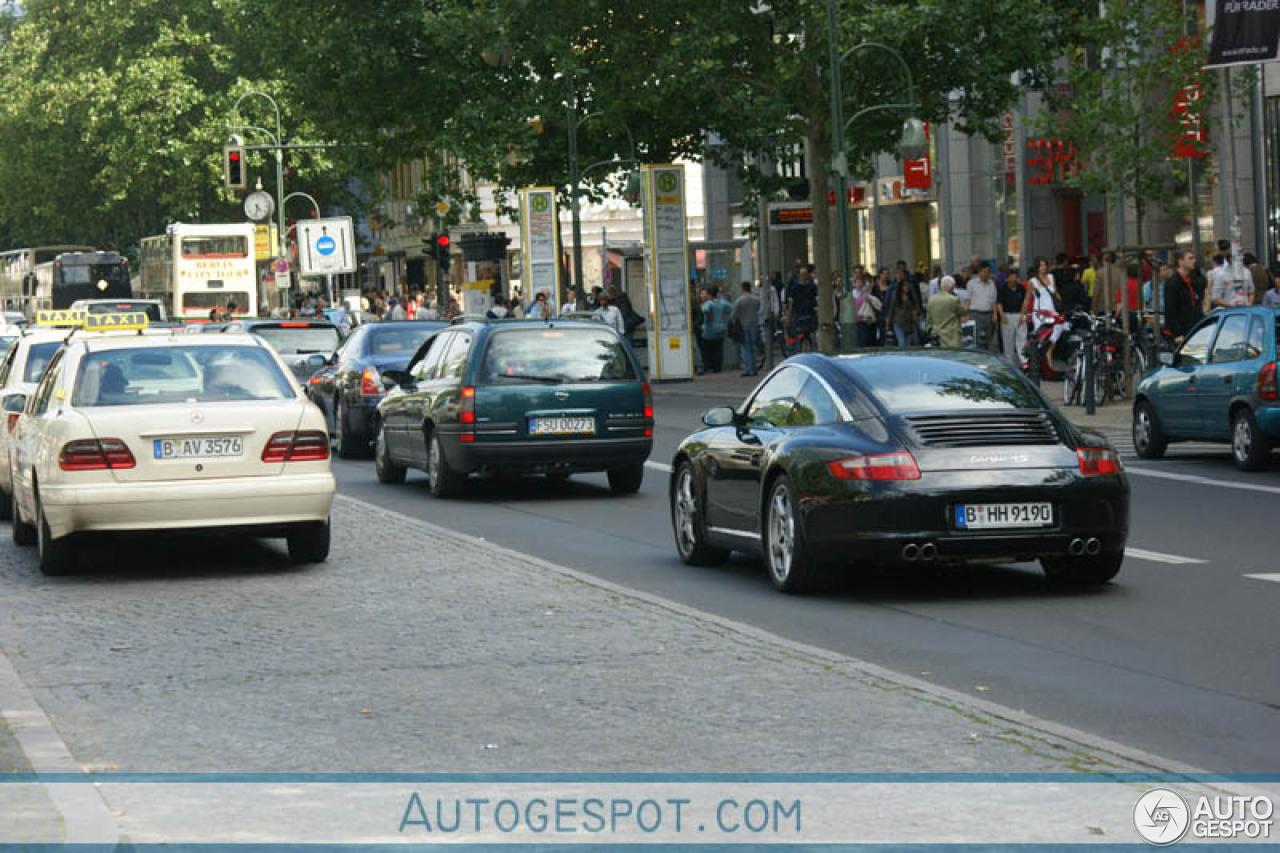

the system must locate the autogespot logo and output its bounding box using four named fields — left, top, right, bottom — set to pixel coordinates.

left=1135, top=788, right=1191, bottom=845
